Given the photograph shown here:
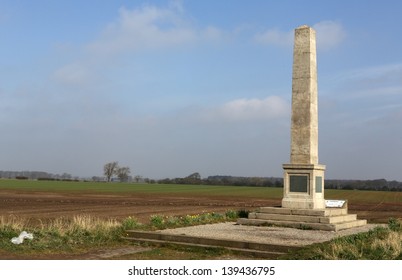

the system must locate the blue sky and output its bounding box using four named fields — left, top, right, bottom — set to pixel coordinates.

left=1, top=0, right=402, bottom=180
